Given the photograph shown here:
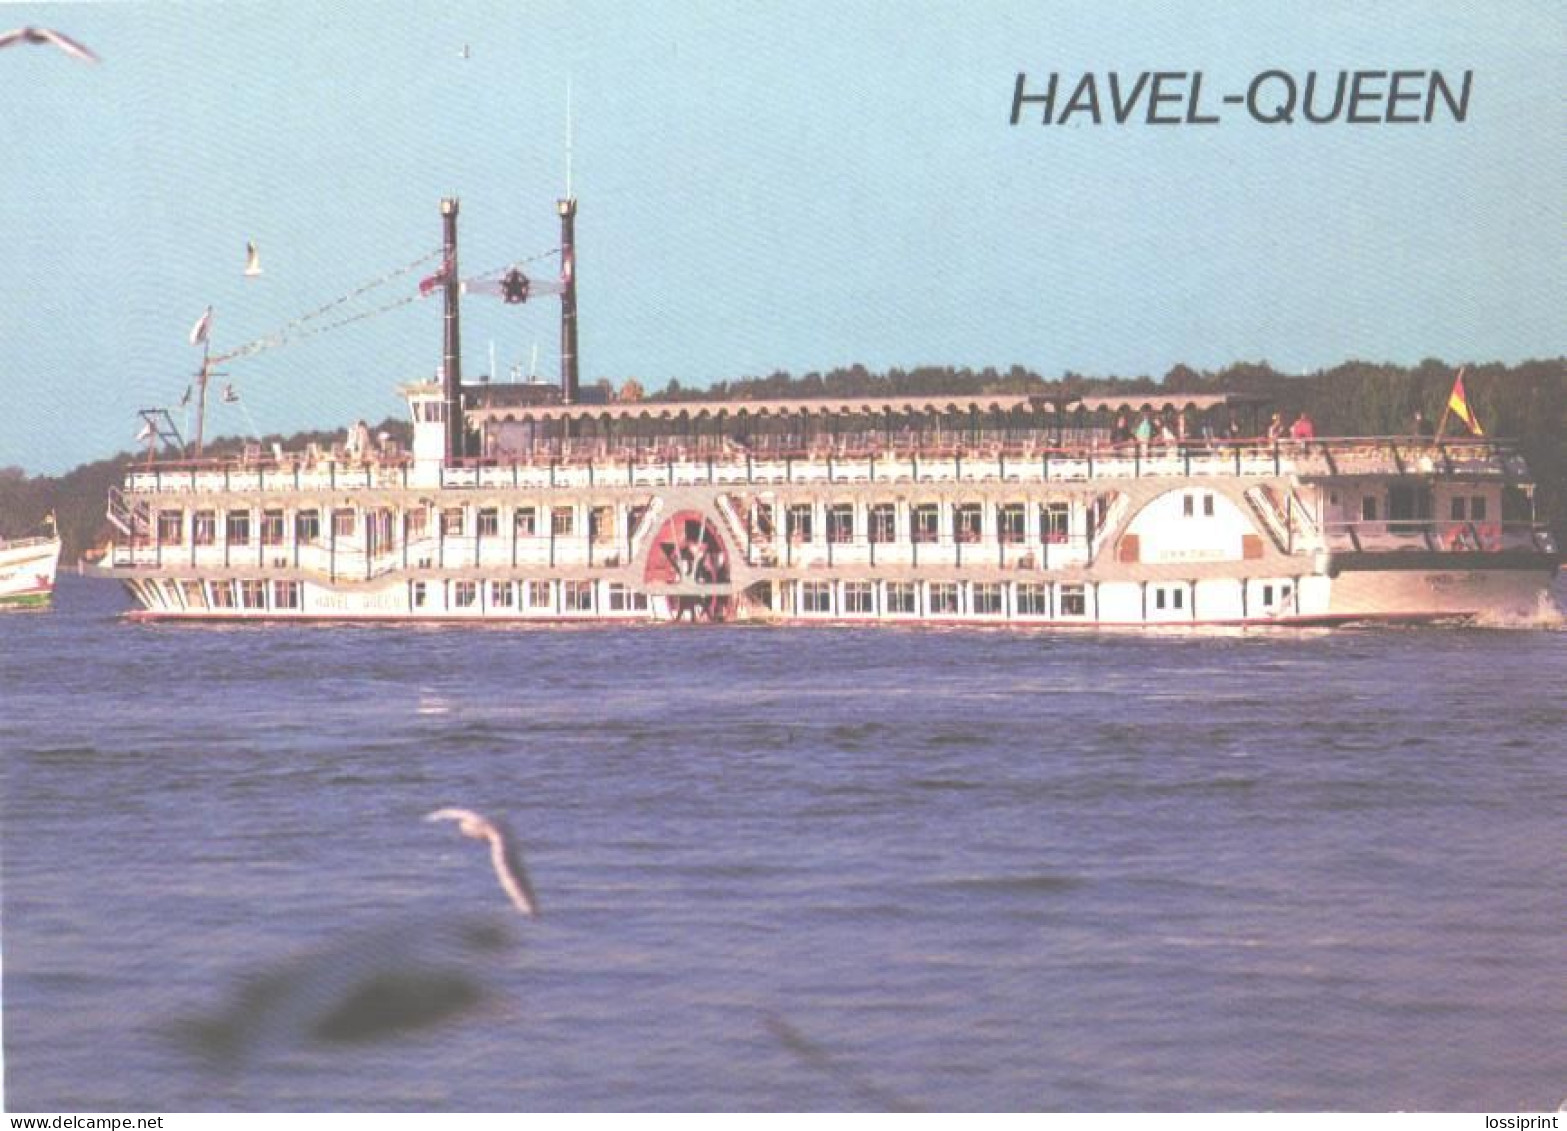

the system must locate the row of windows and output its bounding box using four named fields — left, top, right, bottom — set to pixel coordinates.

left=781, top=501, right=1073, bottom=544
left=159, top=508, right=351, bottom=546
left=154, top=579, right=301, bottom=610
left=153, top=501, right=1079, bottom=548
left=411, top=579, right=650, bottom=613
left=792, top=580, right=1088, bottom=617
left=1353, top=491, right=1493, bottom=523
